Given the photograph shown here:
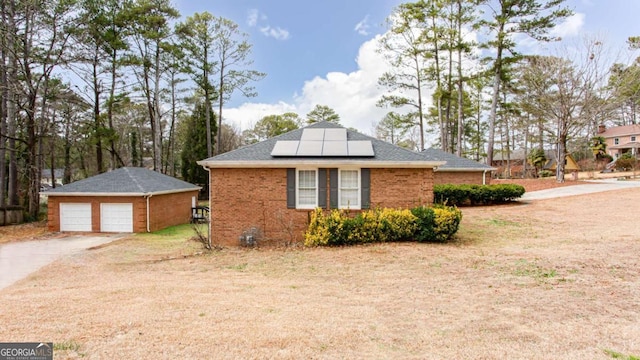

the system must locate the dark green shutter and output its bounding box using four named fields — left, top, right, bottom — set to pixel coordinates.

left=329, top=169, right=338, bottom=209
left=286, top=168, right=296, bottom=209
left=361, top=168, right=371, bottom=209
left=318, top=168, right=327, bottom=209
